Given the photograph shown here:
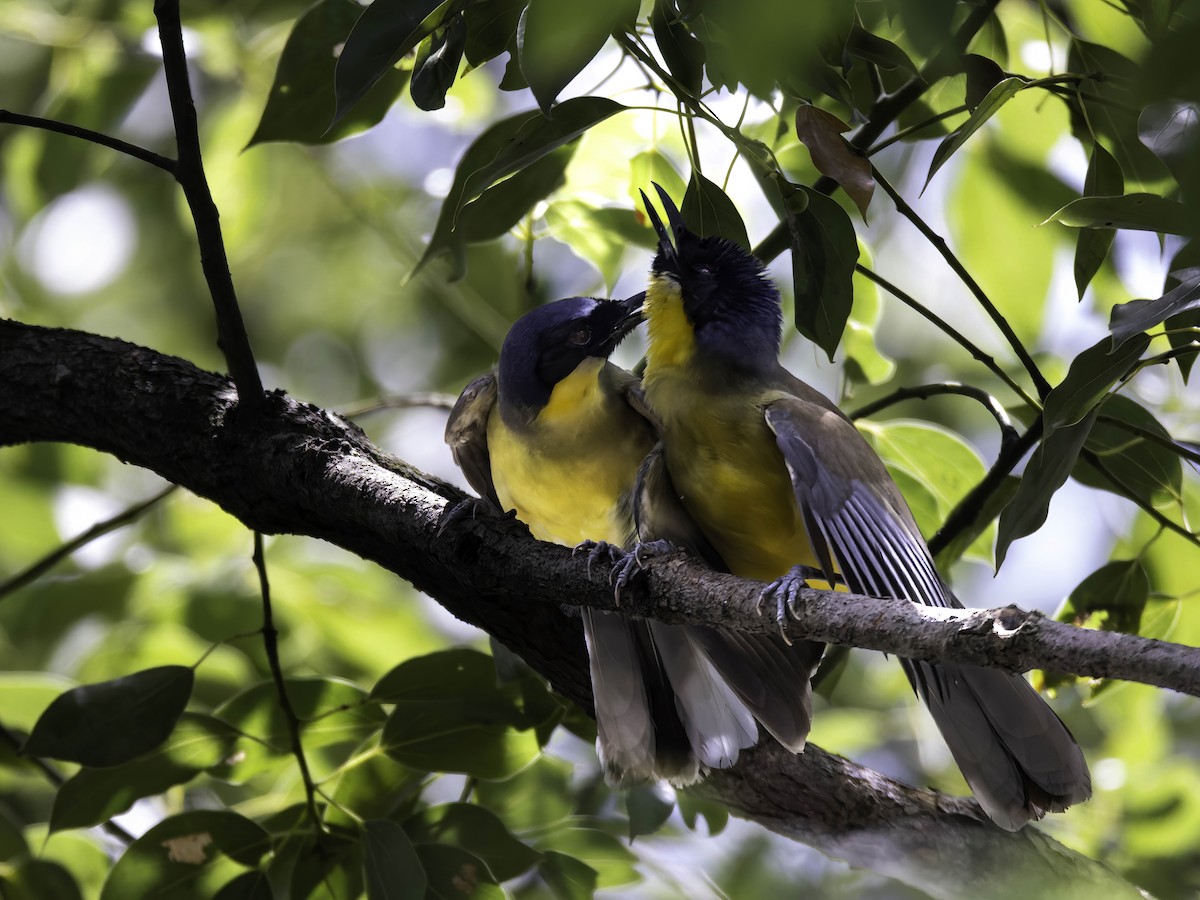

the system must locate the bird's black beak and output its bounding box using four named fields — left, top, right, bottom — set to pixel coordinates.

left=641, top=183, right=685, bottom=267
left=606, top=291, right=646, bottom=347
